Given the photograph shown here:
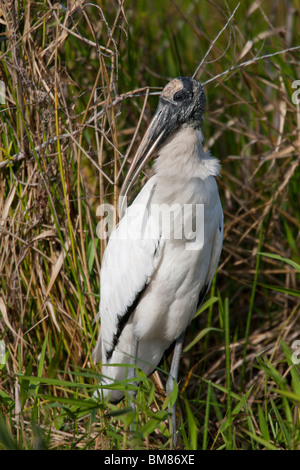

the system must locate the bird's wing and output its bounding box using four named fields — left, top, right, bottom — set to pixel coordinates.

left=94, top=176, right=161, bottom=362
left=196, top=200, right=223, bottom=309
left=205, top=204, right=224, bottom=289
